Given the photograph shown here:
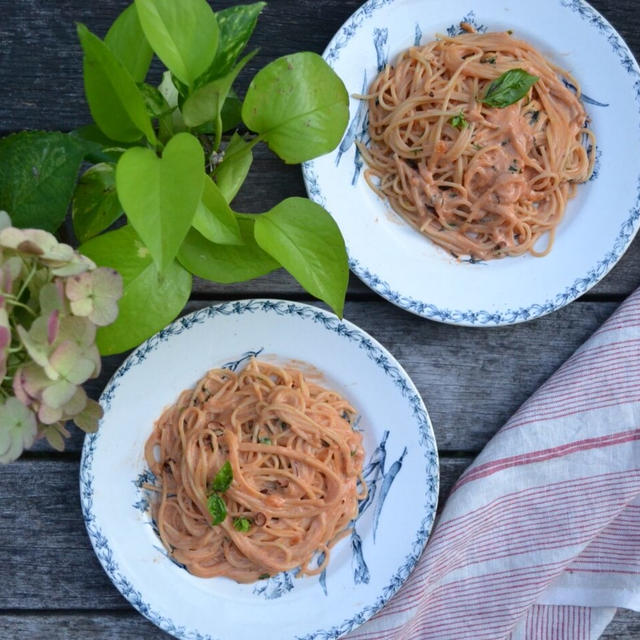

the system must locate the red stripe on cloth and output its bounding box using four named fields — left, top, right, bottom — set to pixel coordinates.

left=501, top=394, right=640, bottom=431
left=433, top=470, right=639, bottom=538
left=513, top=365, right=640, bottom=412
left=504, top=381, right=640, bottom=426
left=453, top=429, right=640, bottom=491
